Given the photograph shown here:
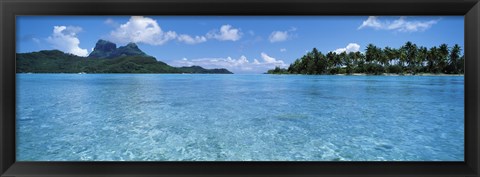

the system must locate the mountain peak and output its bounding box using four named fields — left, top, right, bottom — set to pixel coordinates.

left=112, top=42, right=146, bottom=58
left=88, top=40, right=147, bottom=59
left=126, top=42, right=138, bottom=48
left=94, top=40, right=117, bottom=50
left=89, top=40, right=117, bottom=58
